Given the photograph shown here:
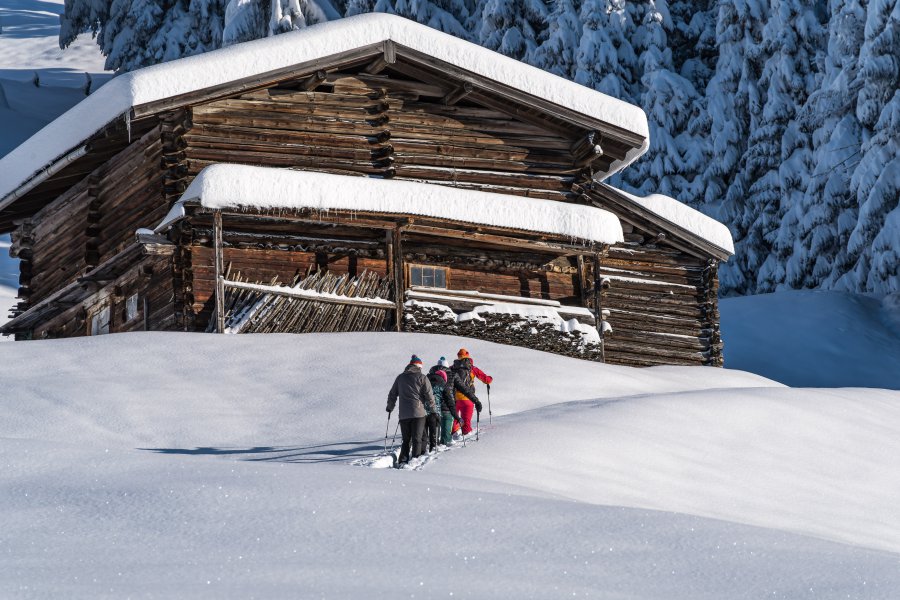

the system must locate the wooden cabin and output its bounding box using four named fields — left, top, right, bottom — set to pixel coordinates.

left=0, top=14, right=734, bottom=367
